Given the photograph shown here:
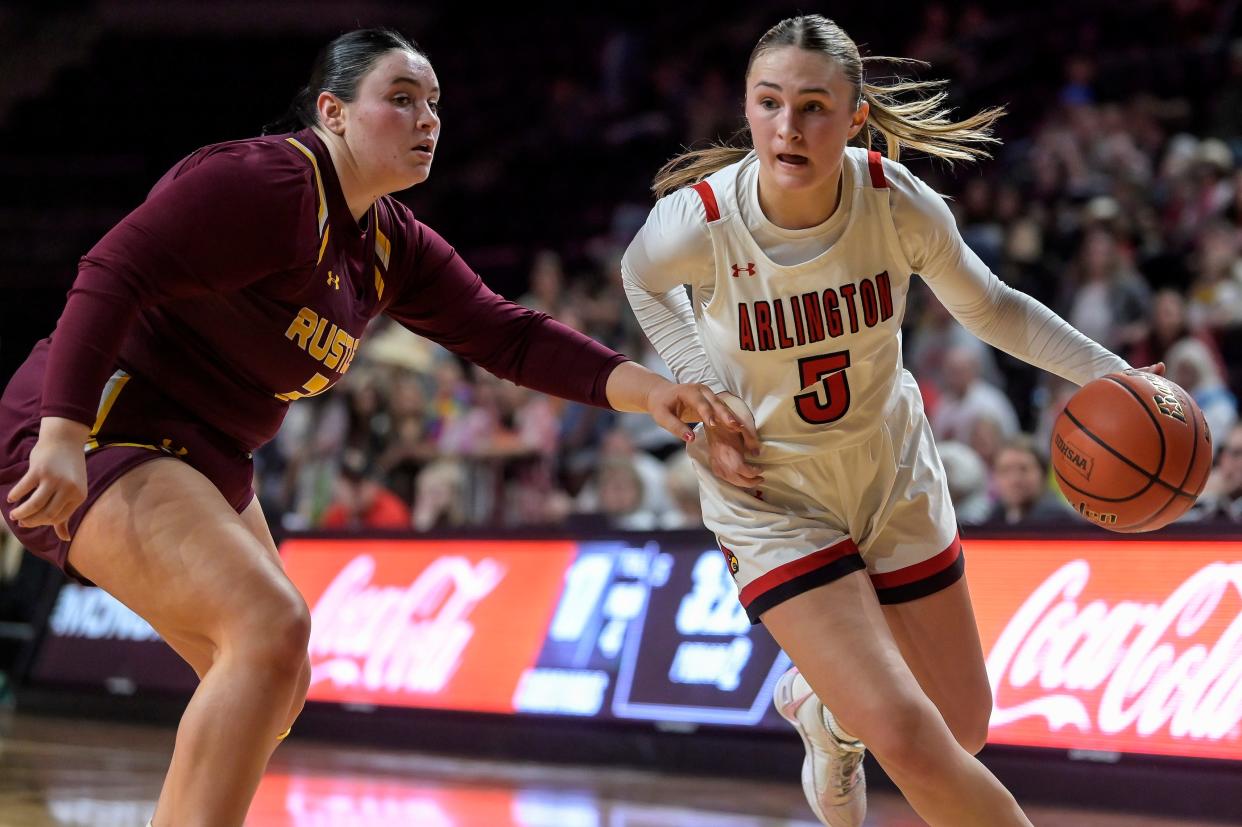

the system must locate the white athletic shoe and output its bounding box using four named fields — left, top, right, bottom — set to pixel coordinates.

left=773, top=666, right=867, bottom=827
